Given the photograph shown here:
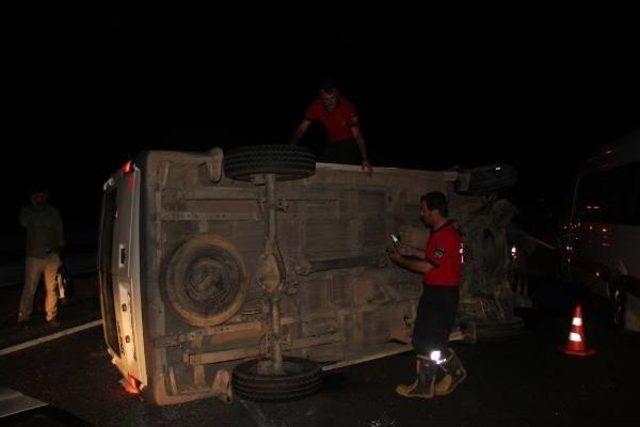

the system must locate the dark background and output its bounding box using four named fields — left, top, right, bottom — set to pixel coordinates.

left=3, top=7, right=639, bottom=245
